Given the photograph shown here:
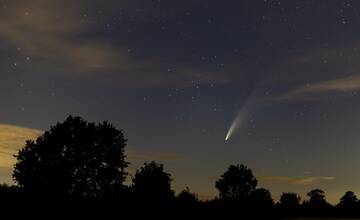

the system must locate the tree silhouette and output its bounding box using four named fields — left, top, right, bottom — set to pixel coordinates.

left=176, top=187, right=200, bottom=213
left=132, top=161, right=174, bottom=202
left=5, top=115, right=359, bottom=218
left=307, top=189, right=326, bottom=204
left=278, top=192, right=301, bottom=217
left=215, top=164, right=257, bottom=200
left=303, top=189, right=332, bottom=216
left=177, top=187, right=199, bottom=204
left=250, top=187, right=274, bottom=210
left=13, top=116, right=128, bottom=199
left=280, top=192, right=301, bottom=208
left=339, top=191, right=358, bottom=207
left=336, top=191, right=359, bottom=217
